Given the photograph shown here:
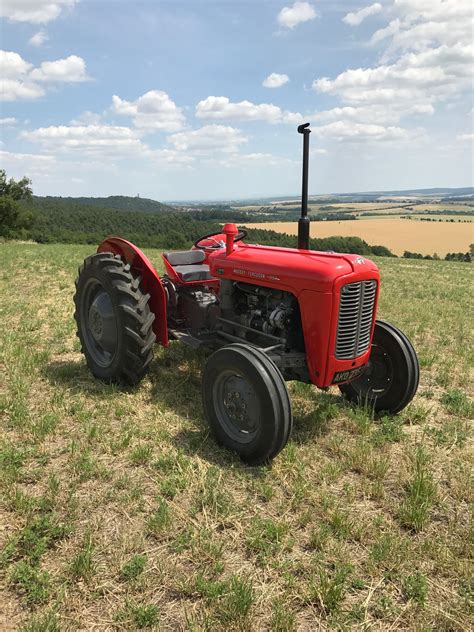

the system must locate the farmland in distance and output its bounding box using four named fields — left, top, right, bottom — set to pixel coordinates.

left=247, top=217, right=473, bottom=257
